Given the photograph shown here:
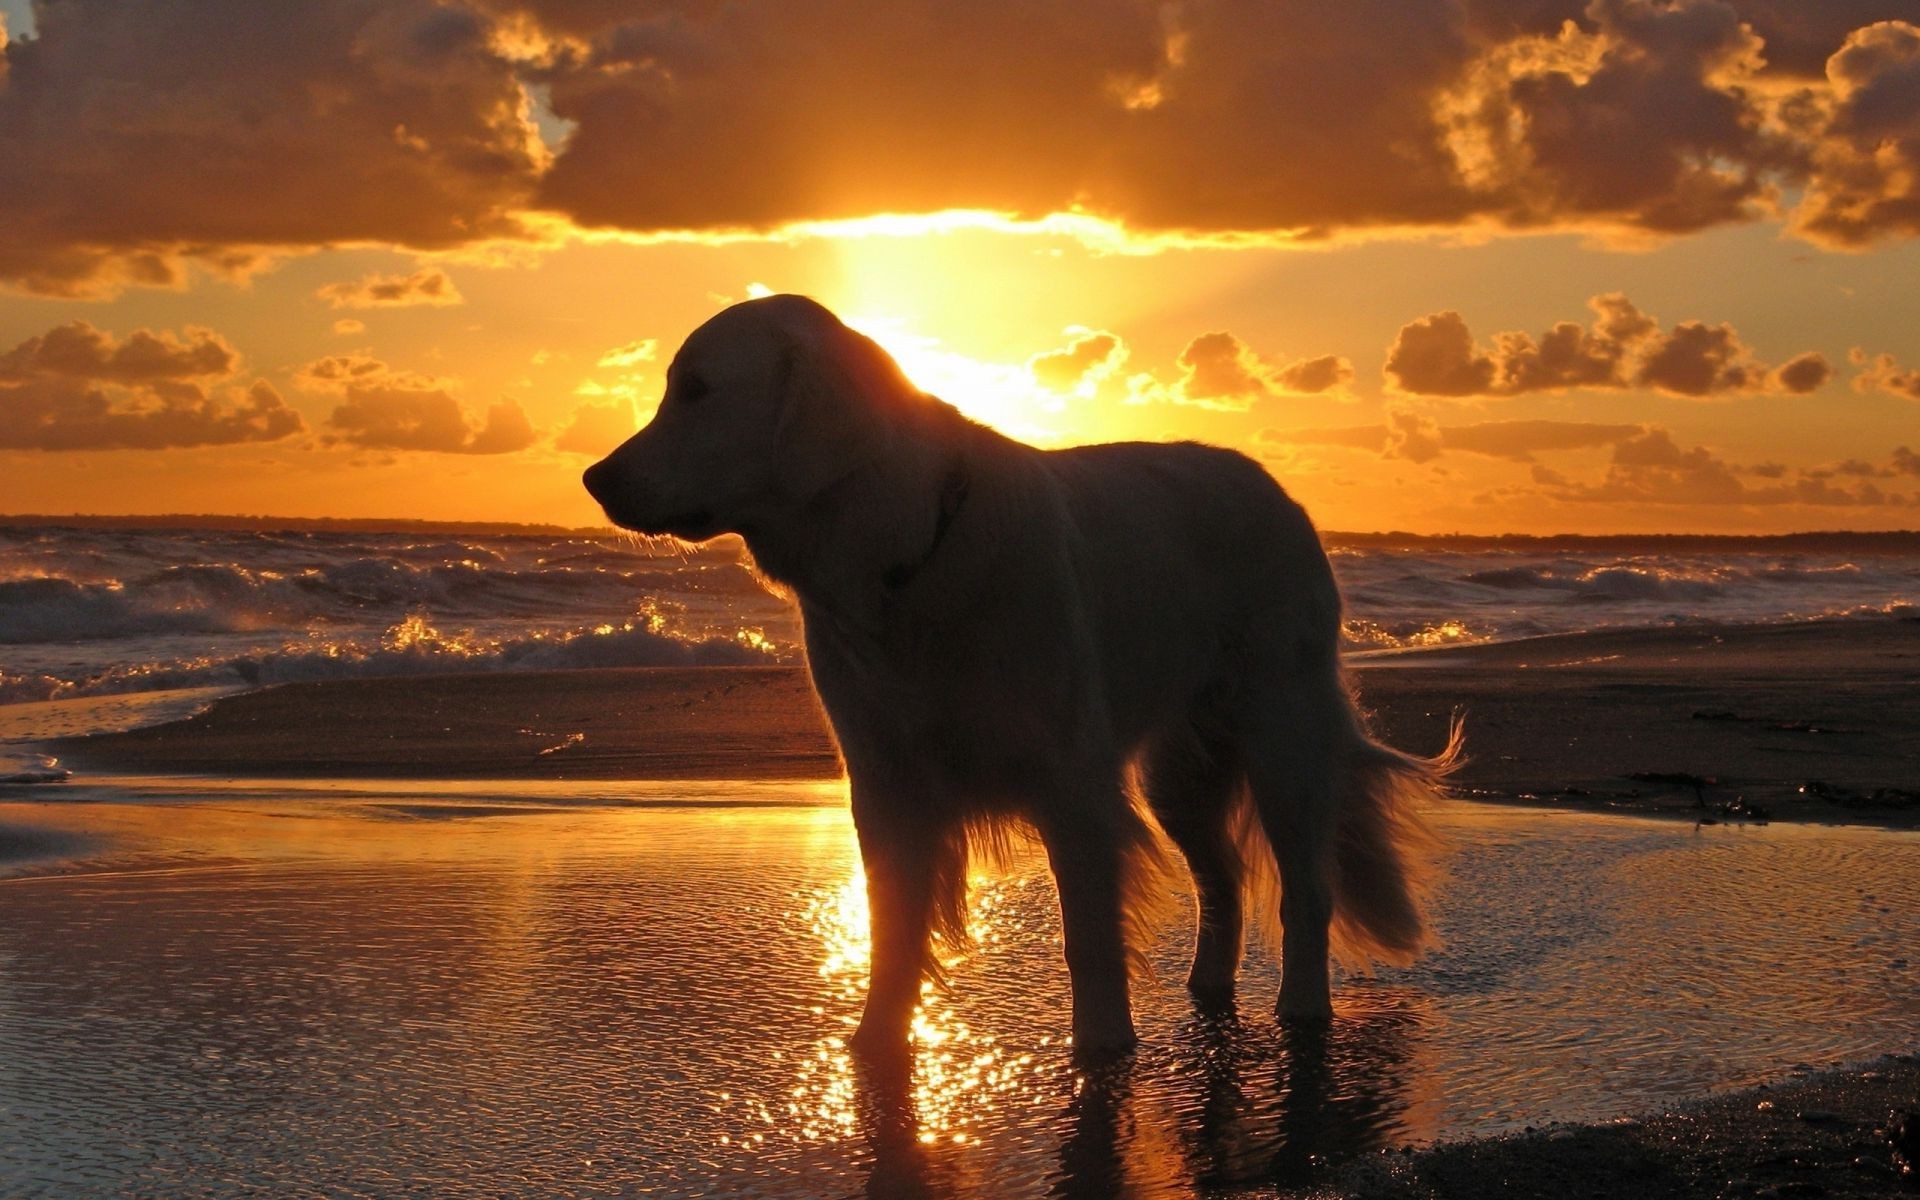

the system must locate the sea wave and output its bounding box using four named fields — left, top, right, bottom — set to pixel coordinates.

left=0, top=613, right=792, bottom=705
left=3, top=525, right=1916, bottom=710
